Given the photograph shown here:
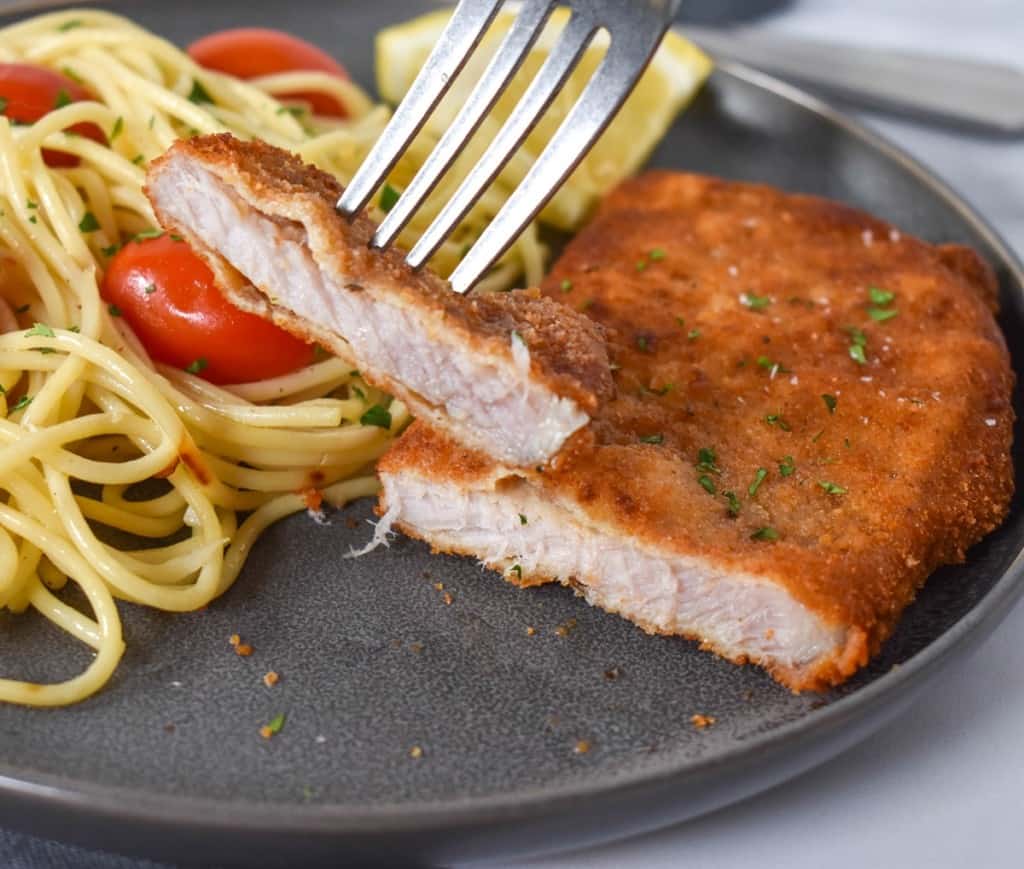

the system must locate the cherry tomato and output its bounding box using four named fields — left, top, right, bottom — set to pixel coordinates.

left=187, top=28, right=349, bottom=118
left=0, top=63, right=106, bottom=168
left=101, top=234, right=315, bottom=384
